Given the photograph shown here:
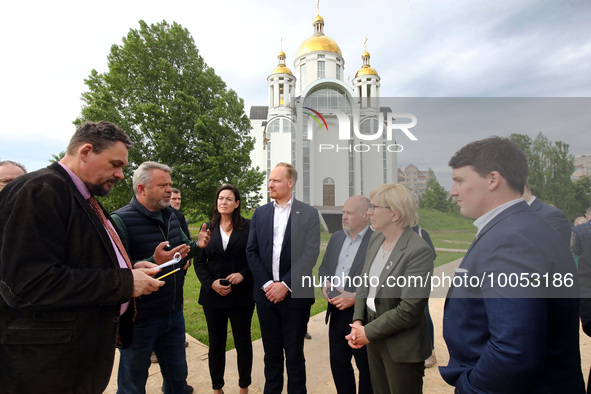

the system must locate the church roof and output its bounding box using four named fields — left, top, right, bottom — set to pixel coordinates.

left=296, top=35, right=342, bottom=57
left=296, top=14, right=342, bottom=58
left=271, top=65, right=293, bottom=75
left=250, top=106, right=268, bottom=119
left=355, top=45, right=379, bottom=77
left=355, top=66, right=378, bottom=77
left=271, top=49, right=293, bottom=75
